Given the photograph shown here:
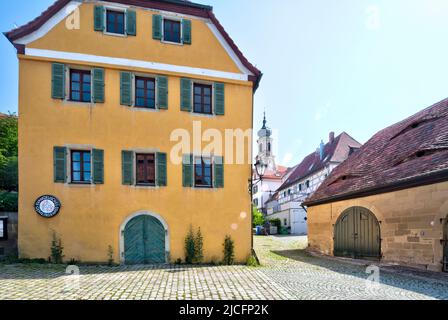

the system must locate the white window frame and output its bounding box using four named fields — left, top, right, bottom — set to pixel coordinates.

left=64, top=65, right=93, bottom=105
left=129, top=72, right=160, bottom=111
left=127, top=149, right=161, bottom=189
left=191, top=80, right=215, bottom=116
left=65, top=145, right=94, bottom=185
left=193, top=155, right=216, bottom=189
left=104, top=6, right=128, bottom=37
left=134, top=152, right=158, bottom=187
left=161, top=16, right=184, bottom=46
